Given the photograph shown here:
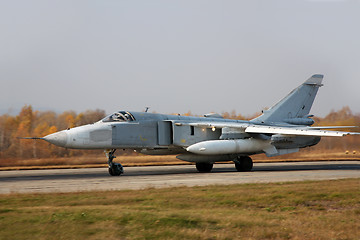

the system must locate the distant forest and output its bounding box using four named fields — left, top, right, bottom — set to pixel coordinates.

left=0, top=105, right=359, bottom=160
